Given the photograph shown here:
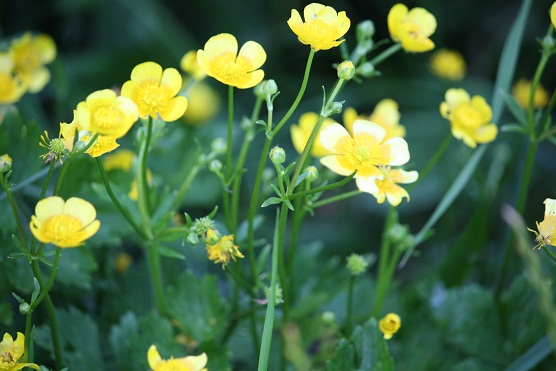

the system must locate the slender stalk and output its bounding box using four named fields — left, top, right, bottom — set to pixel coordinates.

left=136, top=117, right=154, bottom=229
left=373, top=208, right=397, bottom=317
left=527, top=49, right=551, bottom=134
left=312, top=190, right=360, bottom=209
left=96, top=158, right=149, bottom=240
left=223, top=86, right=235, bottom=230
left=53, top=159, right=70, bottom=196
left=369, top=43, right=402, bottom=67
left=542, top=245, right=556, bottom=264
left=172, top=163, right=201, bottom=209
left=407, top=134, right=452, bottom=192
left=30, top=248, right=62, bottom=310
left=40, top=161, right=57, bottom=199
left=146, top=242, right=168, bottom=316
left=0, top=174, right=29, bottom=253
left=288, top=173, right=355, bottom=200
left=23, top=313, right=32, bottom=363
